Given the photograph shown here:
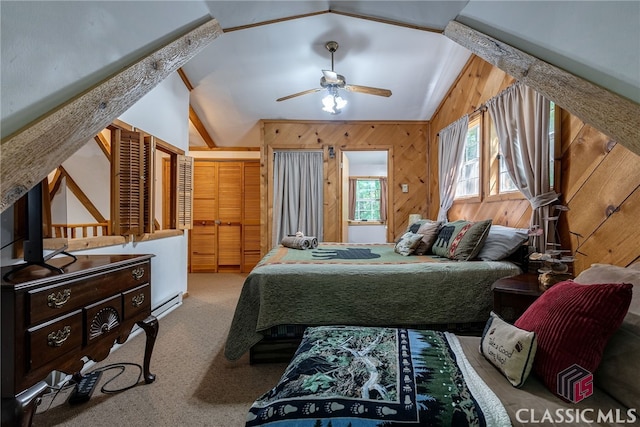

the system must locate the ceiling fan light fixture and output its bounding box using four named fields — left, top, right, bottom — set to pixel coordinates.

left=322, top=91, right=347, bottom=114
